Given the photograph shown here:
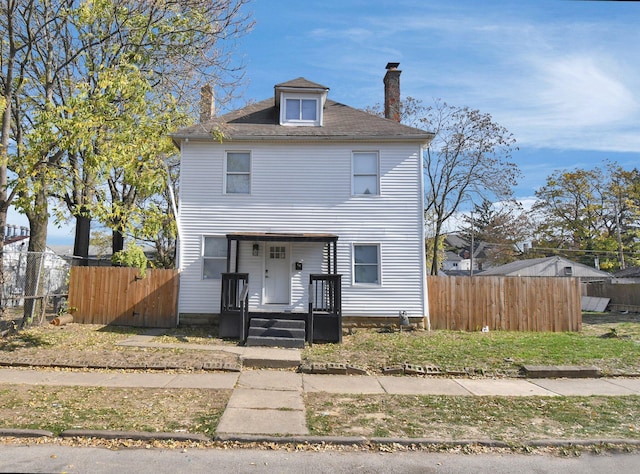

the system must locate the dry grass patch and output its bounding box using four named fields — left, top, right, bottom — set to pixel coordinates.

left=0, top=385, right=231, bottom=436
left=306, top=393, right=640, bottom=442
